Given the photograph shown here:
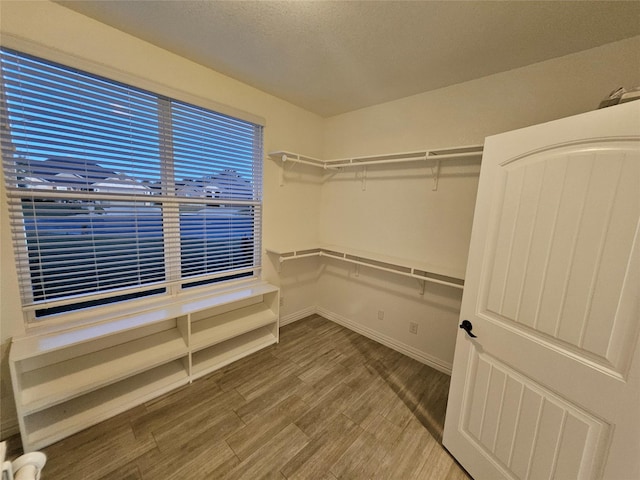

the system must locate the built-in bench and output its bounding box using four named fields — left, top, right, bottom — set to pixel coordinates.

left=10, top=280, right=279, bottom=451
